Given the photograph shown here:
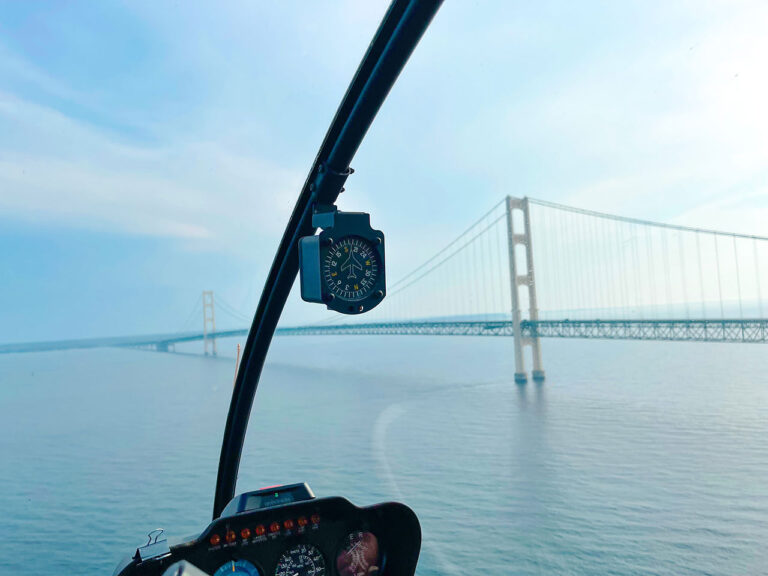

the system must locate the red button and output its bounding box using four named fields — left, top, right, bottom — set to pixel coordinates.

left=209, top=534, right=221, bottom=546
left=269, top=522, right=280, bottom=534
left=297, top=517, right=308, bottom=528
left=255, top=525, right=266, bottom=536
left=240, top=528, right=251, bottom=539
left=283, top=519, right=295, bottom=530
left=311, top=514, right=320, bottom=524
left=225, top=530, right=236, bottom=543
